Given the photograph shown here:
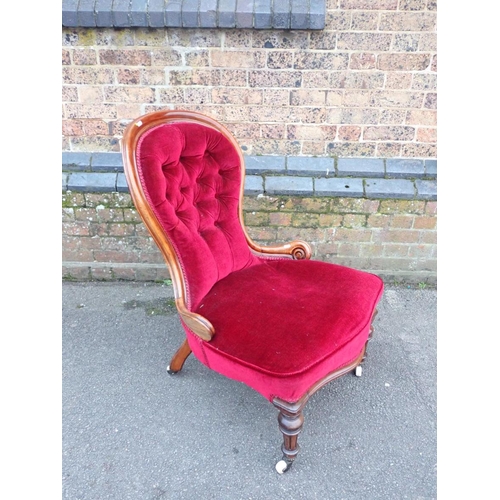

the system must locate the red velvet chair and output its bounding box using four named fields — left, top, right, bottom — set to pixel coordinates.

left=120, top=110, right=383, bottom=473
